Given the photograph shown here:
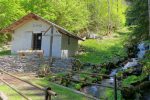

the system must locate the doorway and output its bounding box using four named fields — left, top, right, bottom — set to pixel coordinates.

left=32, top=33, right=42, bottom=50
